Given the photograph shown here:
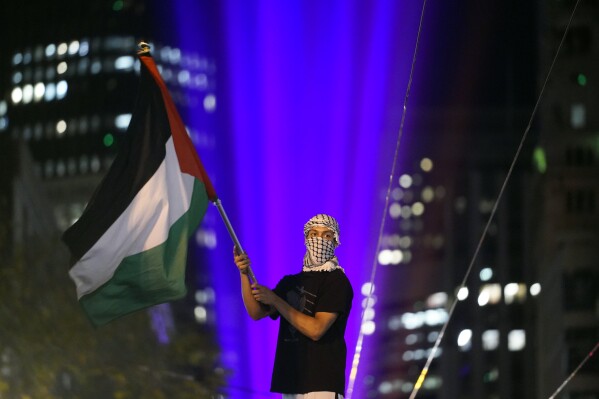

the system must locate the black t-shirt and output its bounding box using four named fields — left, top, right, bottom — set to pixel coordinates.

left=270, top=269, right=353, bottom=395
